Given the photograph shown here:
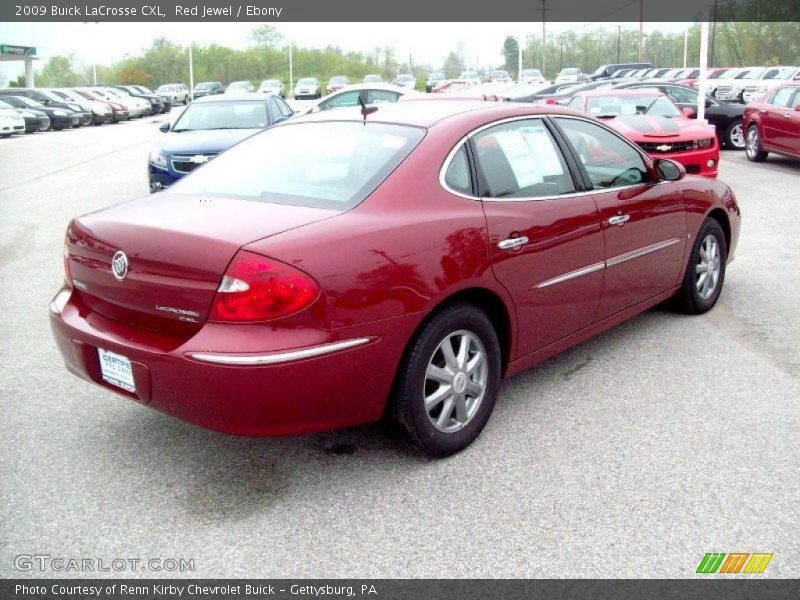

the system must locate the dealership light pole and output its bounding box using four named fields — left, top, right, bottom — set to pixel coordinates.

left=638, top=0, right=644, bottom=61
left=188, top=43, right=194, bottom=102
left=539, top=0, right=548, bottom=78
left=697, top=21, right=709, bottom=122
left=288, top=43, right=293, bottom=97
left=683, top=27, right=688, bottom=68
left=518, top=36, right=523, bottom=81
